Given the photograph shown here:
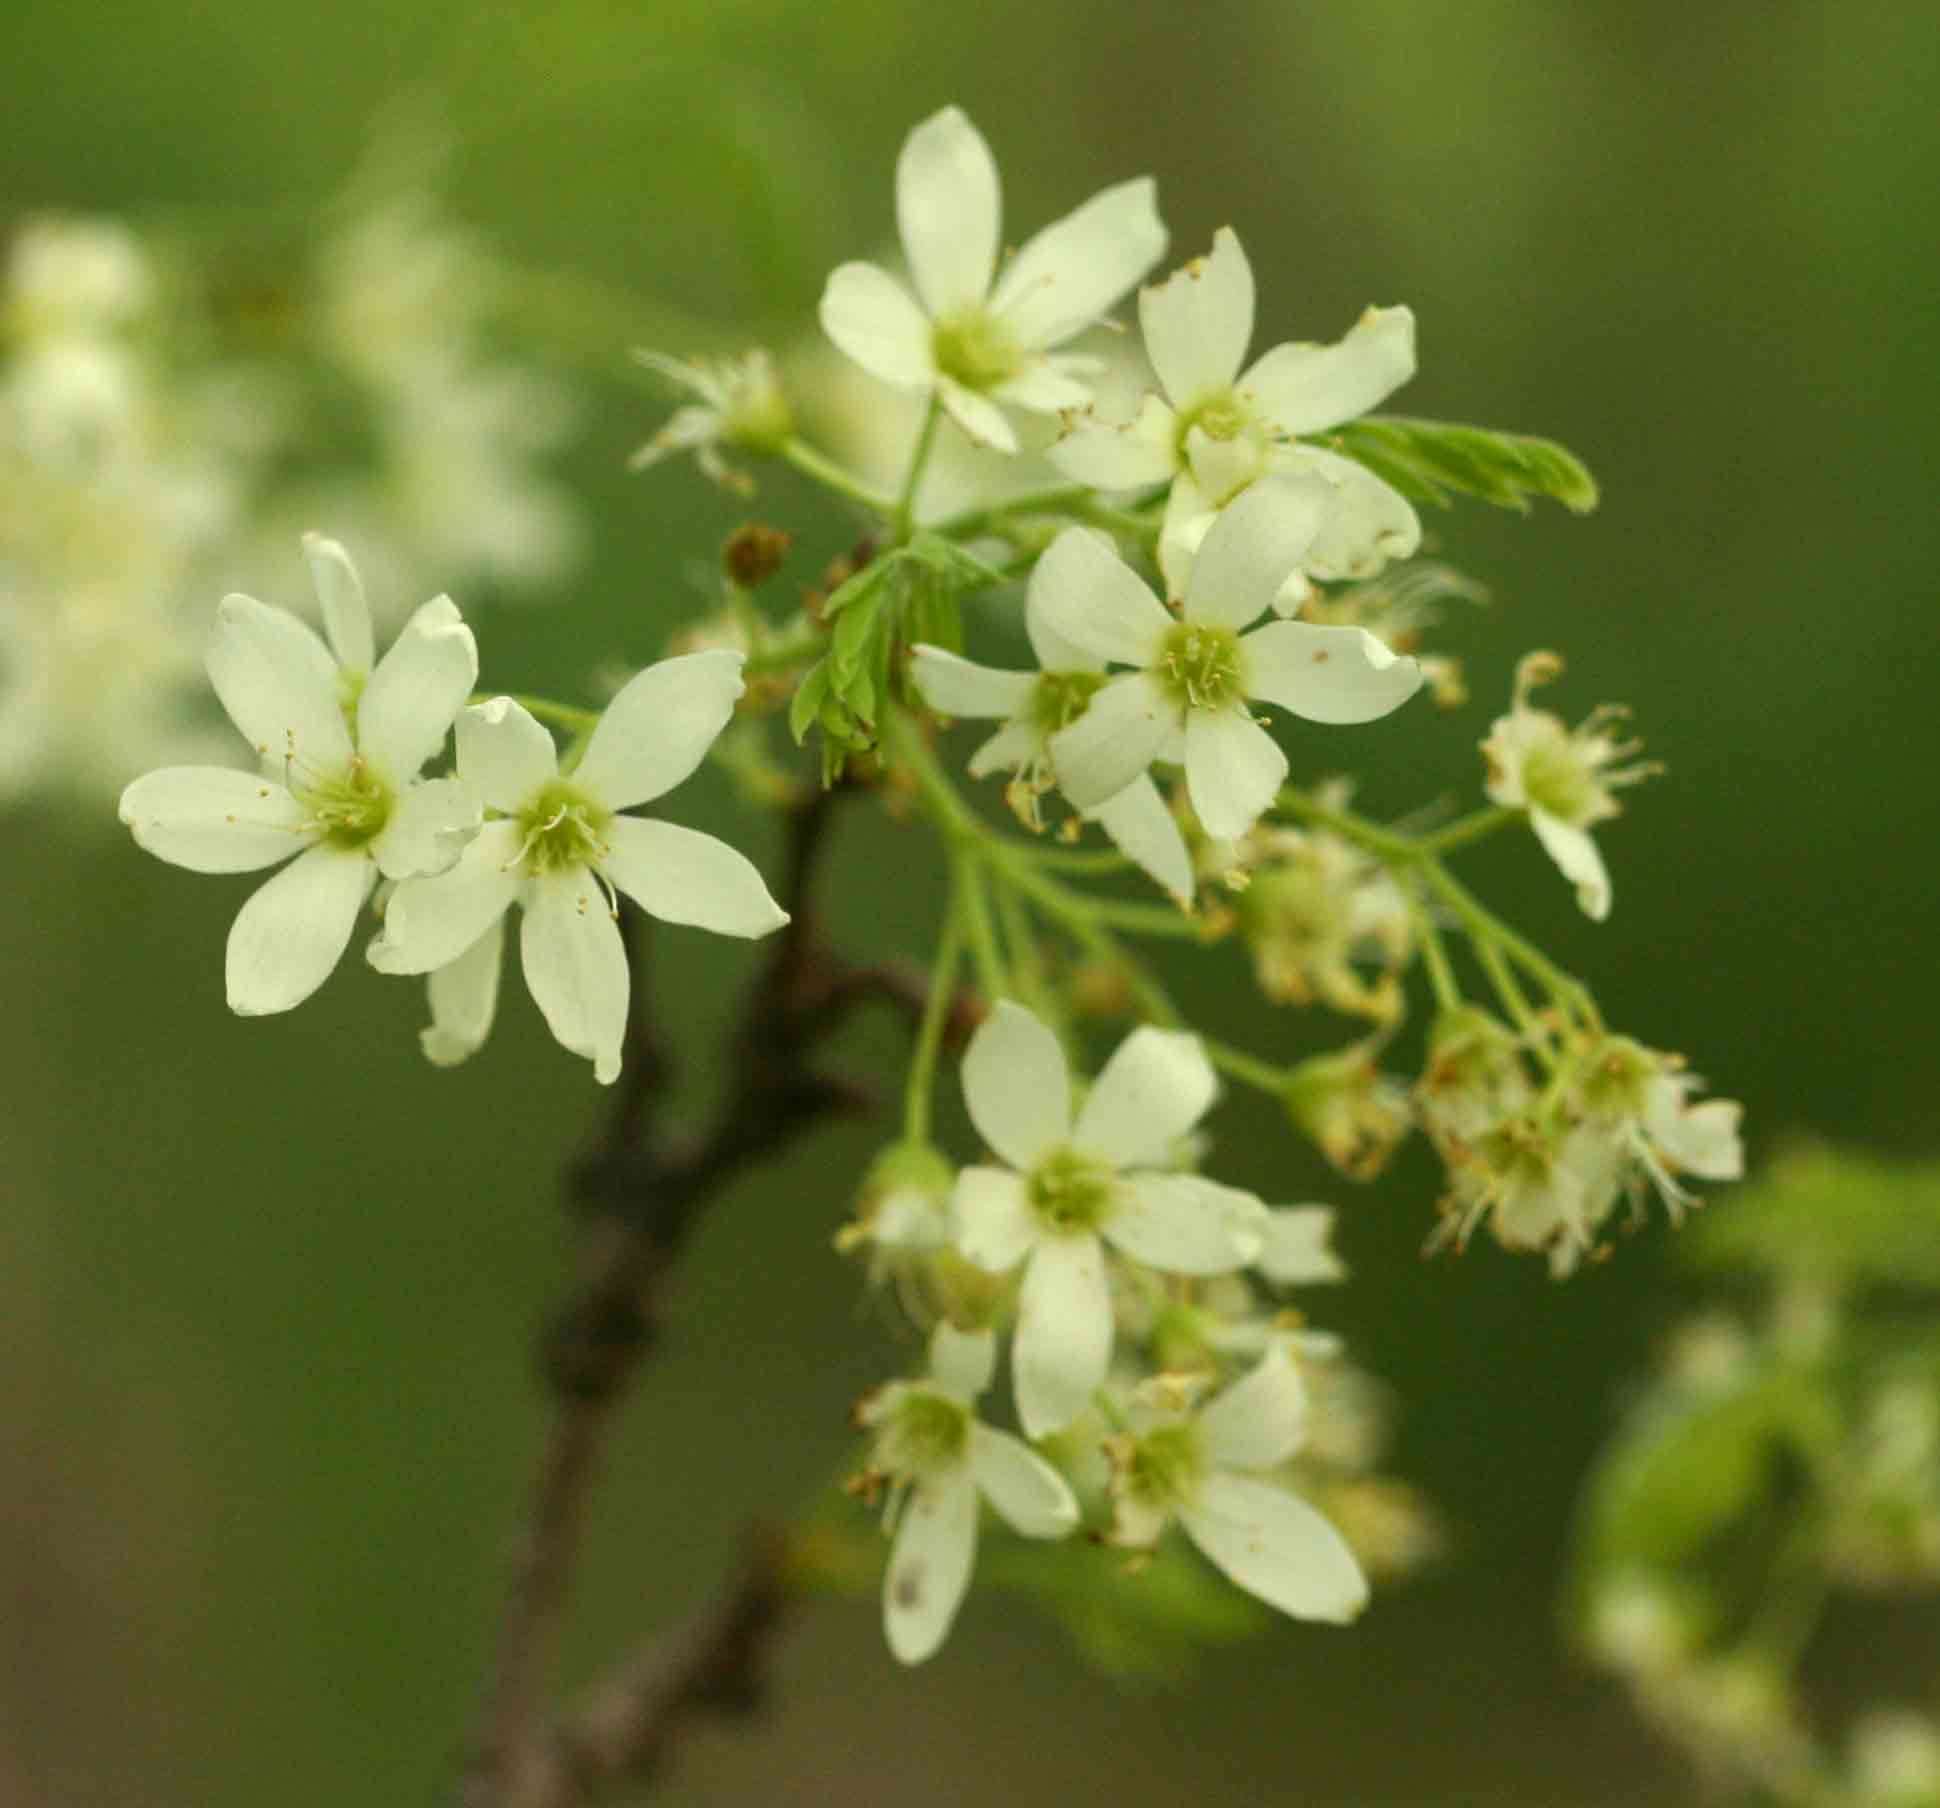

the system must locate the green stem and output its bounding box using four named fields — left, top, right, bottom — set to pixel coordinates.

left=778, top=438, right=897, bottom=515
left=956, top=857, right=1009, bottom=1002
left=740, top=613, right=827, bottom=678
left=1275, top=786, right=1419, bottom=864
left=994, top=877, right=1055, bottom=1021
left=1420, top=804, right=1519, bottom=857
left=1018, top=845, right=1133, bottom=876
left=930, top=483, right=1163, bottom=545
left=1409, top=882, right=1462, bottom=1013
left=1204, top=1040, right=1289, bottom=1096
left=903, top=899, right=964, bottom=1145
left=894, top=395, right=944, bottom=541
